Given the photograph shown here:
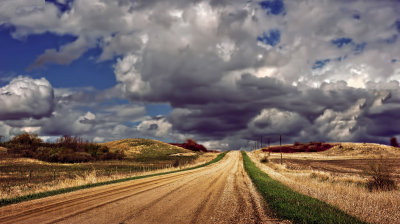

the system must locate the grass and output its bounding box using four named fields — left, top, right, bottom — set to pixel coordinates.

left=0, top=158, right=191, bottom=190
left=102, top=138, right=191, bottom=161
left=1, top=138, right=205, bottom=201
left=241, top=151, right=365, bottom=224
left=264, top=142, right=400, bottom=161
left=0, top=151, right=227, bottom=207
left=249, top=150, right=400, bottom=224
